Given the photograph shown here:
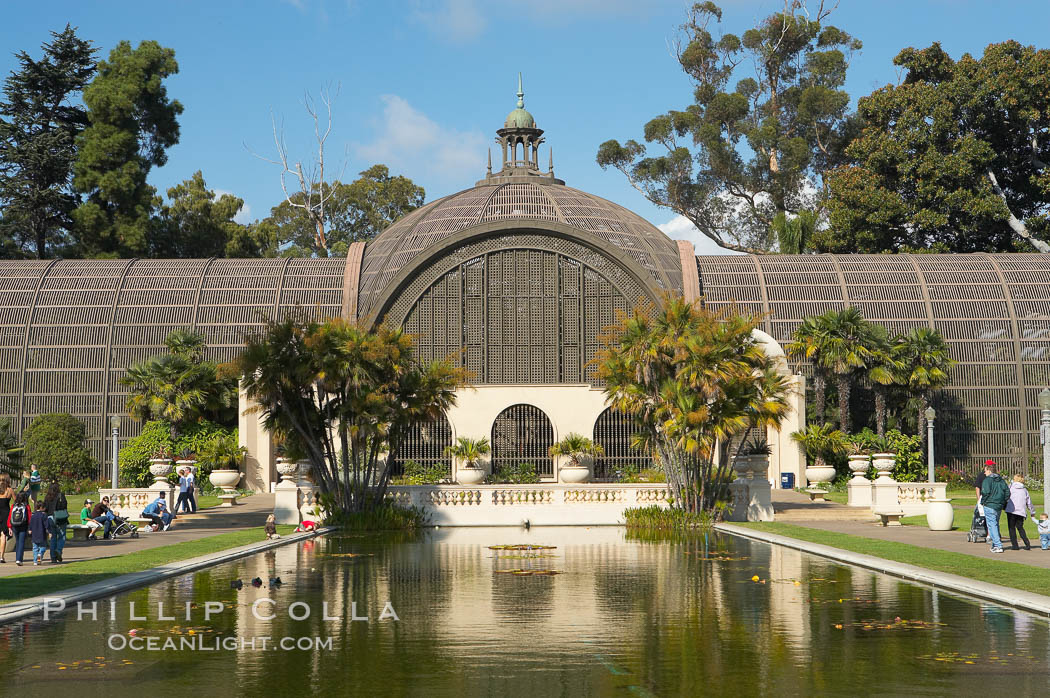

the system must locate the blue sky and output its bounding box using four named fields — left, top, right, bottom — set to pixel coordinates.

left=4, top=0, right=1050, bottom=253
